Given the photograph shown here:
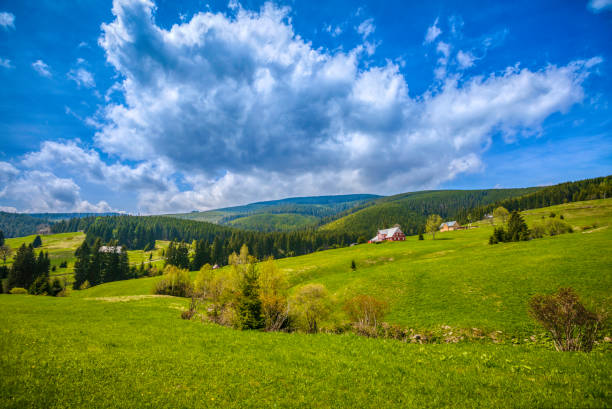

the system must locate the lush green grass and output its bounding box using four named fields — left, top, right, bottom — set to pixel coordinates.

left=2, top=234, right=169, bottom=282
left=228, top=213, right=319, bottom=232
left=1, top=294, right=610, bottom=408
left=1, top=199, right=611, bottom=407
left=4, top=232, right=85, bottom=277
left=76, top=199, right=612, bottom=339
